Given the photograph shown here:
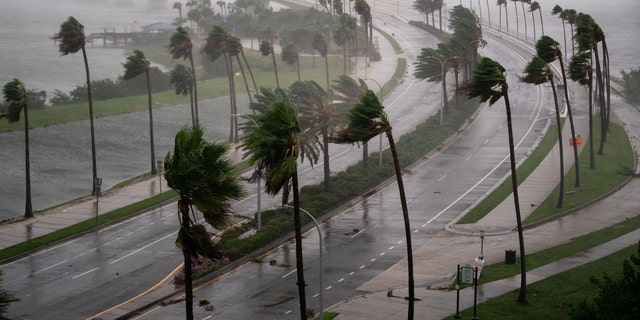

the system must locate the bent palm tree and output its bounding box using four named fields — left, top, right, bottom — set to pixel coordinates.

left=520, top=56, right=564, bottom=208
left=332, top=90, right=416, bottom=319
left=168, top=27, right=200, bottom=127
left=312, top=33, right=331, bottom=91
left=497, top=0, right=509, bottom=32
left=2, top=79, right=33, bottom=218
left=568, top=52, right=595, bottom=169
left=536, top=35, right=580, bottom=187
left=164, top=126, right=244, bottom=320
left=170, top=64, right=196, bottom=126
left=52, top=16, right=98, bottom=195
left=240, top=101, right=320, bottom=320
left=465, top=57, right=527, bottom=304
left=123, top=50, right=156, bottom=175
left=282, top=42, right=301, bottom=81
